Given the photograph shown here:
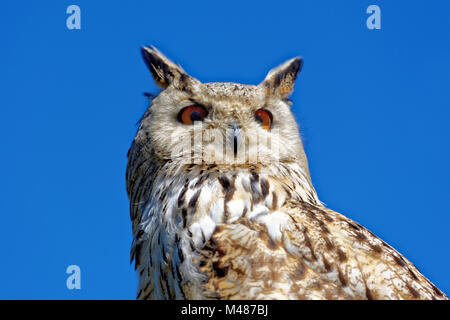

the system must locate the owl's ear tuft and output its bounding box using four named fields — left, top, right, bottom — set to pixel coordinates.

left=260, top=57, right=303, bottom=99
left=141, top=46, right=196, bottom=90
